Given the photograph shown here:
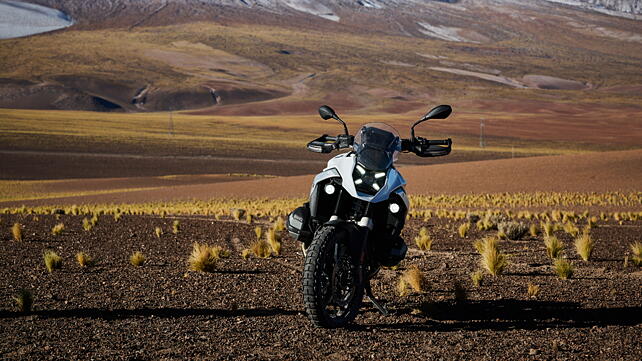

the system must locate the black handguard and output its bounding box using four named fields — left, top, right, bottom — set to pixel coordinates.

left=306, top=134, right=353, bottom=153
left=409, top=136, right=452, bottom=157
